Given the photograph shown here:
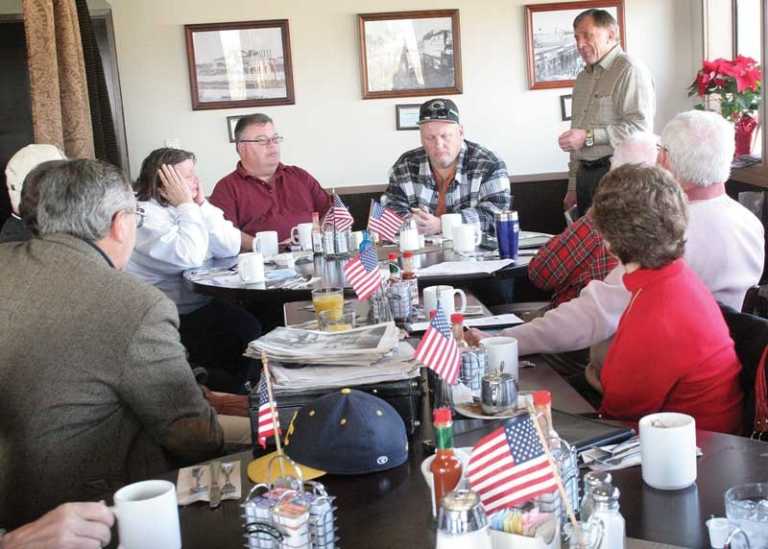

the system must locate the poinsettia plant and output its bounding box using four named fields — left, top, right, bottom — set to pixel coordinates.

left=688, top=55, right=762, bottom=120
